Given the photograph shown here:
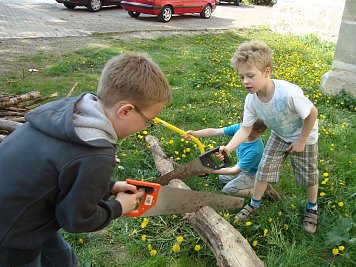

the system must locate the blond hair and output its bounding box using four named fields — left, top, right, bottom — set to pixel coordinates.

left=97, top=52, right=172, bottom=109
left=231, top=41, right=273, bottom=72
